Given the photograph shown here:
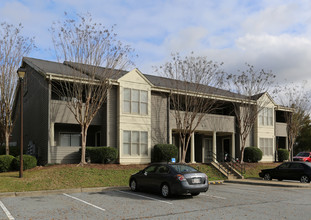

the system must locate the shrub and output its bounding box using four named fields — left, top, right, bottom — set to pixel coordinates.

left=243, top=147, right=263, bottom=163
left=0, top=146, right=20, bottom=157
left=278, top=149, right=289, bottom=162
left=84, top=147, right=118, bottom=164
left=153, top=144, right=178, bottom=162
left=0, top=155, right=15, bottom=172
left=12, top=155, right=37, bottom=171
